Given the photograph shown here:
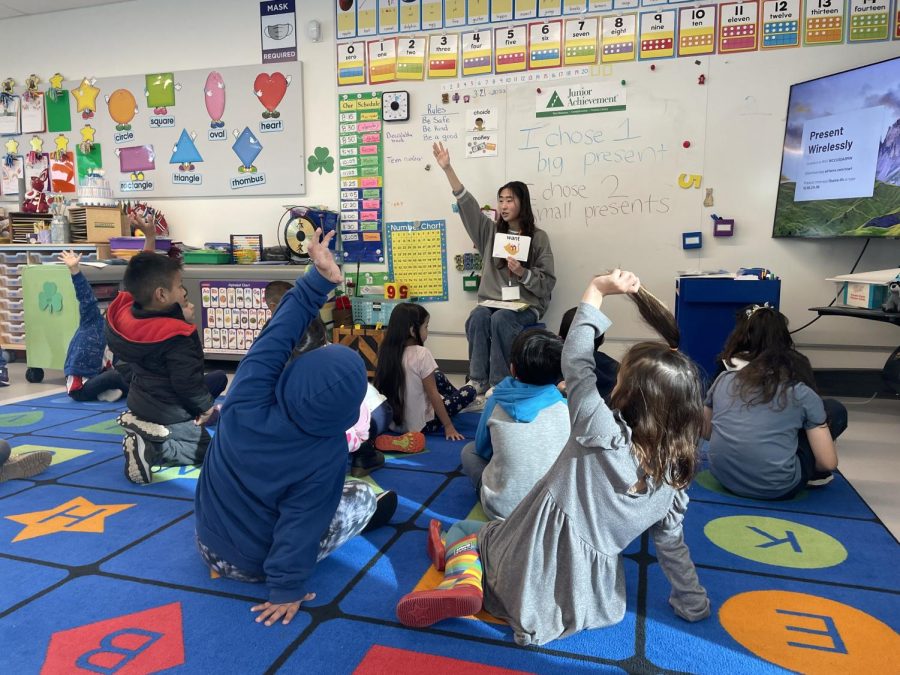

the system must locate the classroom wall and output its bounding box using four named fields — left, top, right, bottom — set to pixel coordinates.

left=1, top=0, right=898, bottom=370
